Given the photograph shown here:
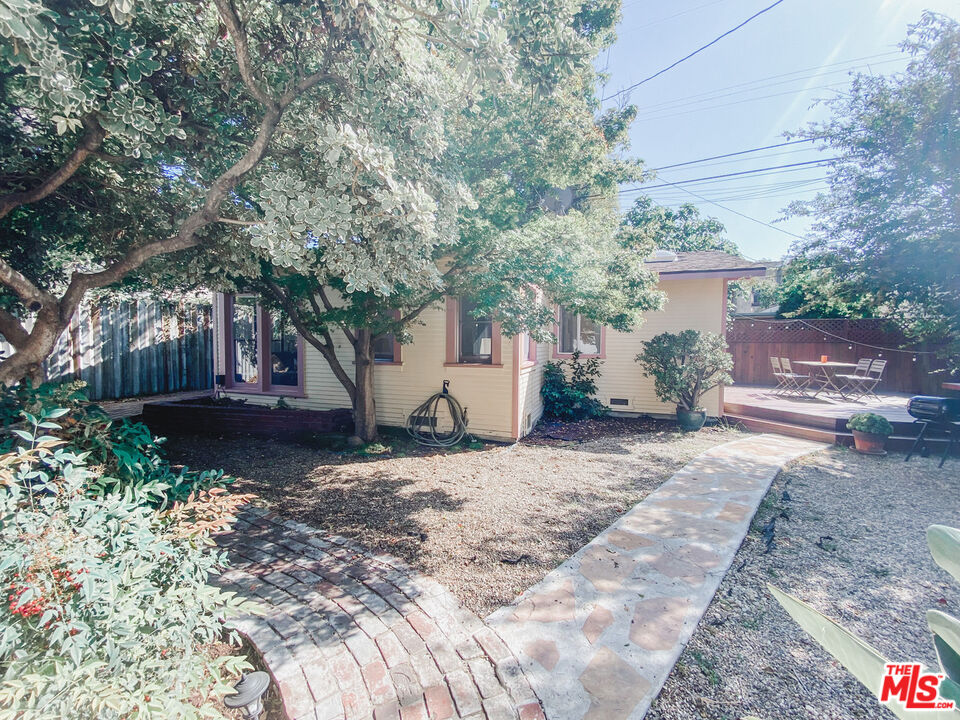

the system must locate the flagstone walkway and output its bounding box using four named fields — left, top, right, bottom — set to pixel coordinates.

left=214, top=509, right=543, bottom=720
left=485, top=434, right=826, bottom=720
